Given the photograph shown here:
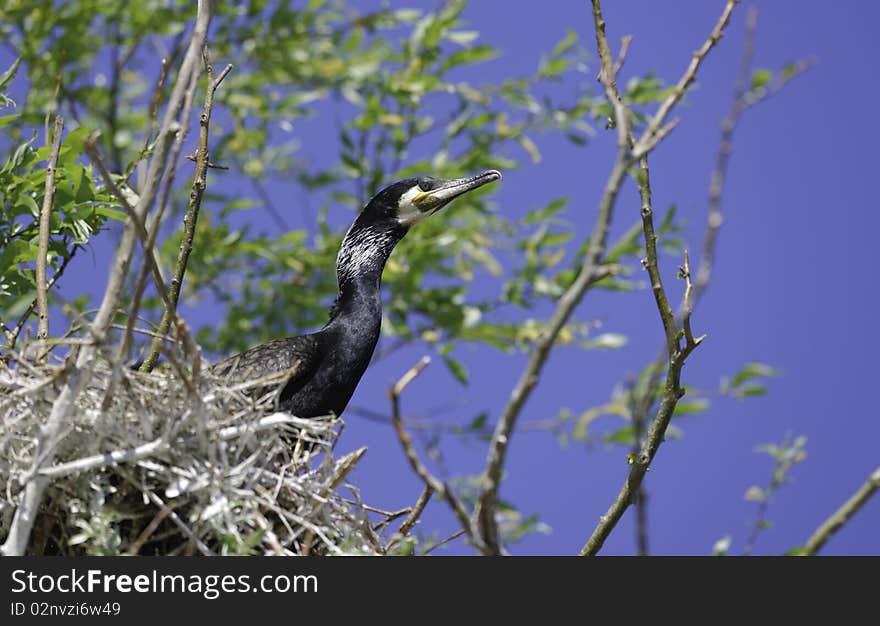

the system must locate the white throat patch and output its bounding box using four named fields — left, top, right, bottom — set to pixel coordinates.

left=396, top=185, right=427, bottom=227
